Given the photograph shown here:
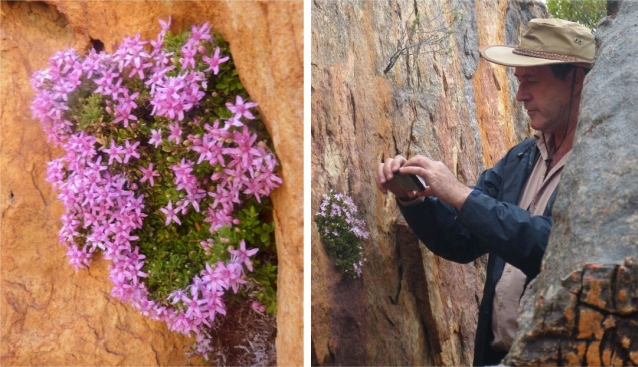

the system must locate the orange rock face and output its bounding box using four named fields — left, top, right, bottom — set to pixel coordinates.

left=0, top=1, right=302, bottom=365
